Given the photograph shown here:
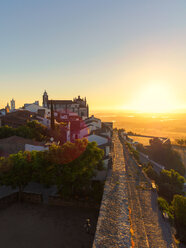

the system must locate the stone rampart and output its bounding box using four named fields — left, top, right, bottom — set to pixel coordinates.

left=93, top=131, right=131, bottom=248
